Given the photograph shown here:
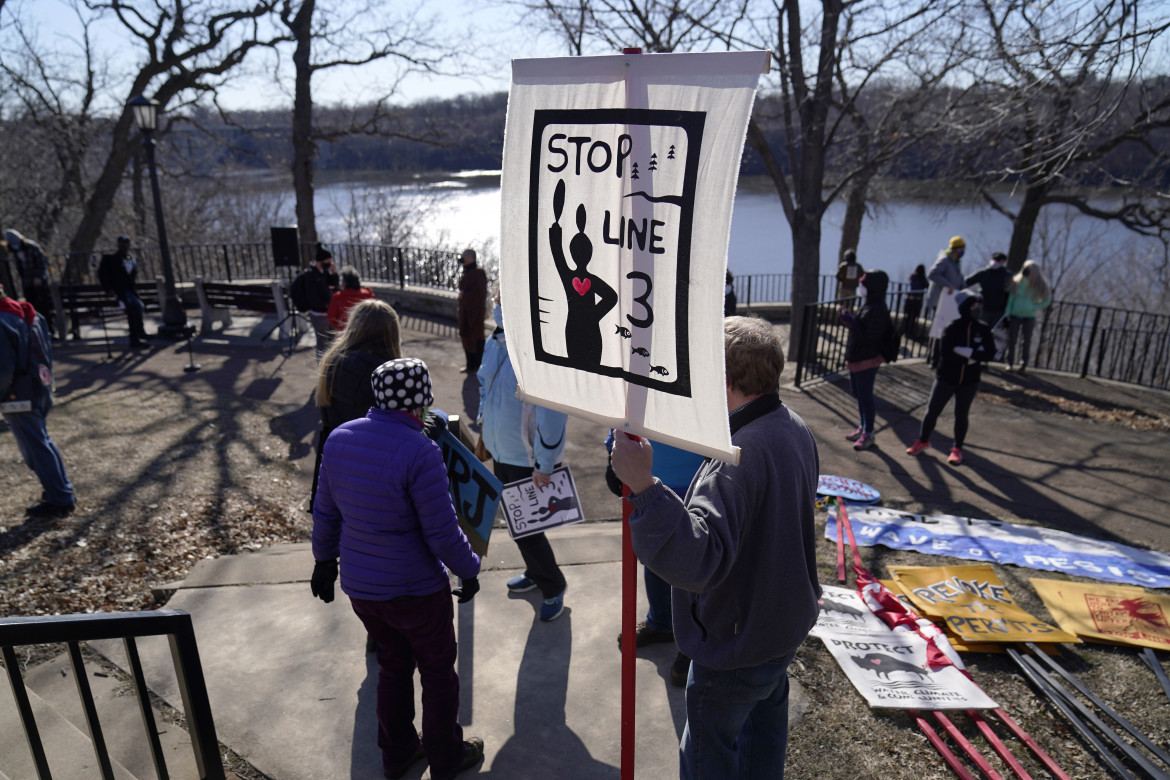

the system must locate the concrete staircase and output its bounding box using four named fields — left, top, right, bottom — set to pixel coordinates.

left=0, top=646, right=204, bottom=779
